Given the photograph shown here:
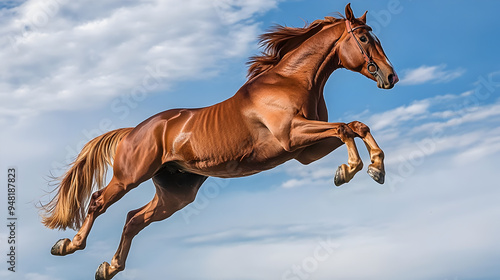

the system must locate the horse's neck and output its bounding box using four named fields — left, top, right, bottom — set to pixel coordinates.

left=273, top=24, right=343, bottom=92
